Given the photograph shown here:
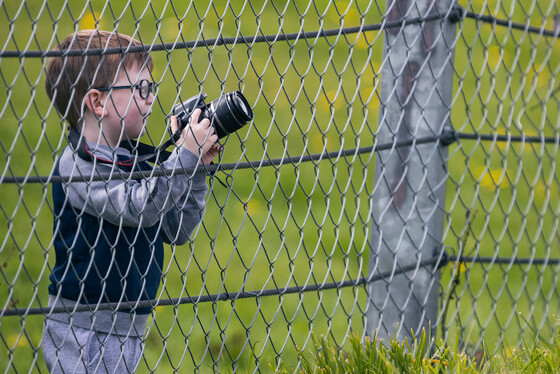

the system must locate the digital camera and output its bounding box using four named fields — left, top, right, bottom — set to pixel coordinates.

left=172, top=91, right=253, bottom=138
